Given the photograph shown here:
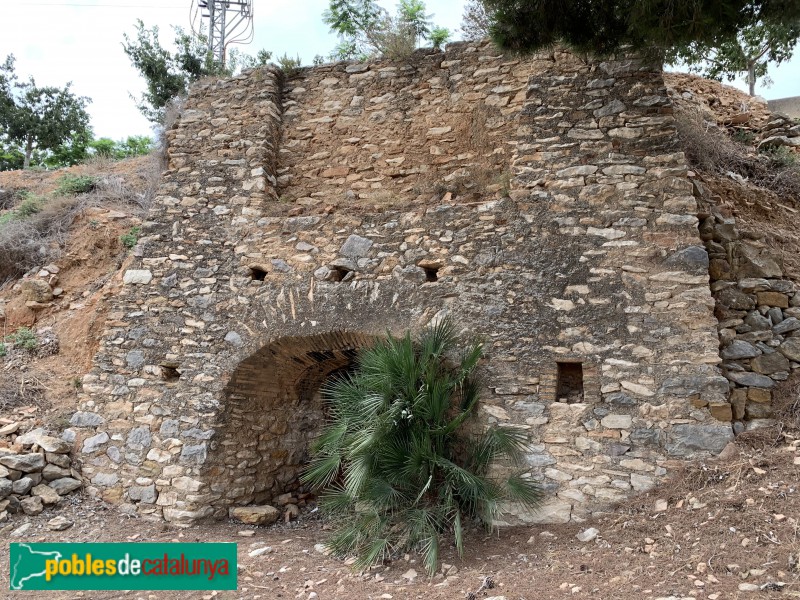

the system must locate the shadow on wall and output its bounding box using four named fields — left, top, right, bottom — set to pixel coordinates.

left=203, top=331, right=376, bottom=512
